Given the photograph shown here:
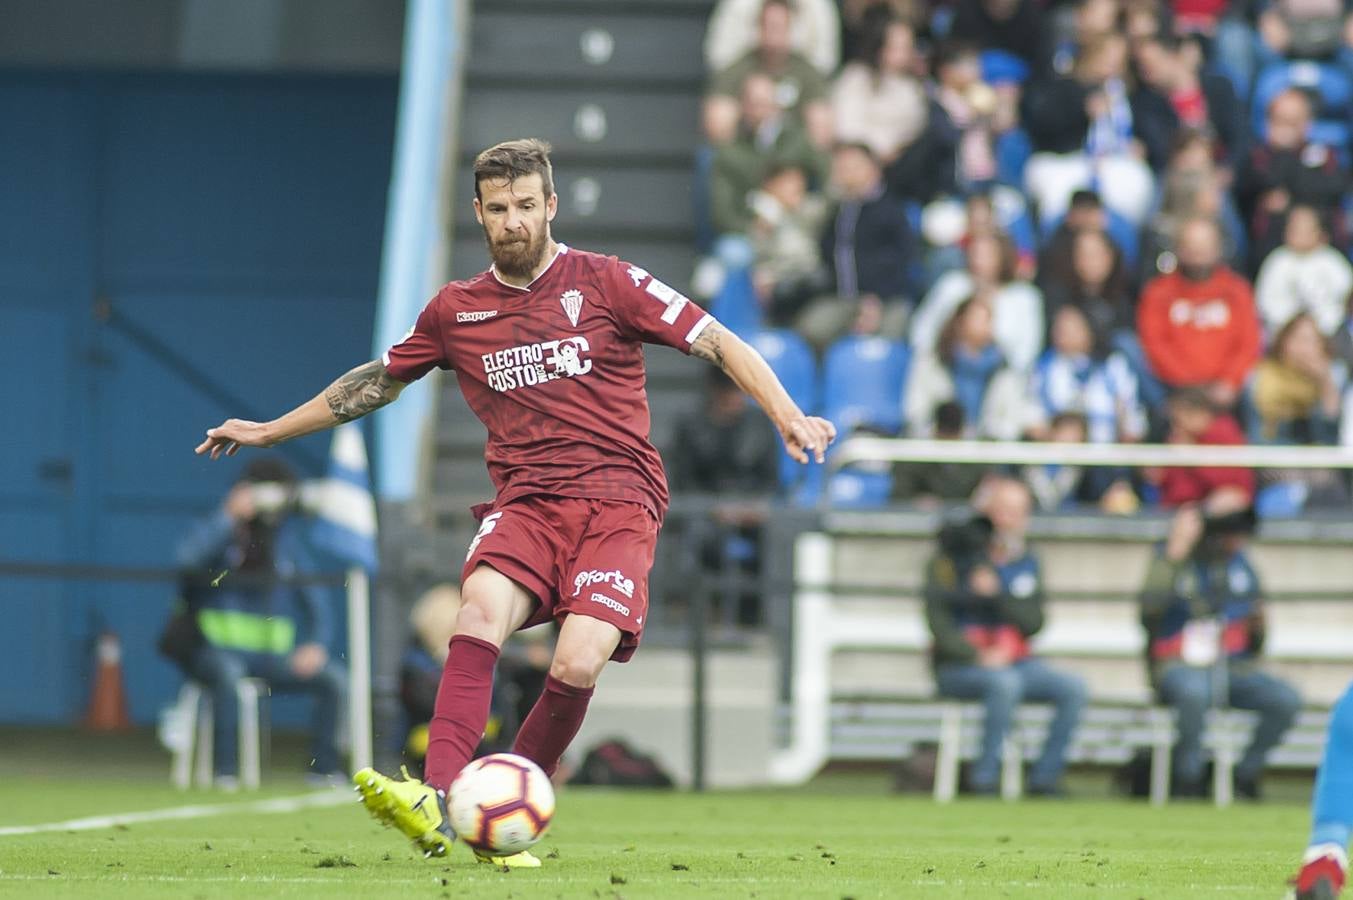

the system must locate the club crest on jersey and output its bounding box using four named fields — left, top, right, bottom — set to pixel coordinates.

left=560, top=289, right=585, bottom=327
